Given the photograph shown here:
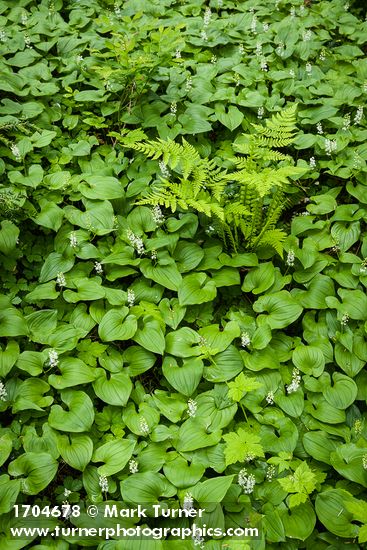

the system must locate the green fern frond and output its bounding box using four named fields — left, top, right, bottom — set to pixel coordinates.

left=254, top=229, right=287, bottom=256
